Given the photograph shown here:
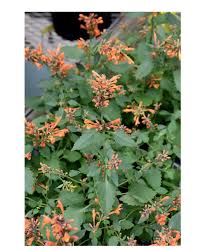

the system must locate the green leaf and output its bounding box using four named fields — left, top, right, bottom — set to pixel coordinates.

left=61, top=45, right=83, bottom=60
left=69, top=170, right=80, bottom=177
left=96, top=177, right=116, bottom=214
left=113, top=130, right=135, bottom=147
left=106, top=62, right=133, bottom=74
left=25, top=145, right=33, bottom=154
left=39, top=146, right=51, bottom=160
left=144, top=168, right=162, bottom=190
left=102, top=101, right=121, bottom=121
left=25, top=168, right=35, bottom=194
left=108, top=236, right=119, bottom=246
left=135, top=60, right=153, bottom=79
left=169, top=212, right=181, bottom=231
left=64, top=207, right=85, bottom=230
left=120, top=220, right=134, bottom=230
left=63, top=150, right=81, bottom=162
left=129, top=182, right=156, bottom=203
left=60, top=190, right=85, bottom=207
left=72, top=130, right=103, bottom=151
left=173, top=70, right=181, bottom=92
left=120, top=194, right=141, bottom=206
